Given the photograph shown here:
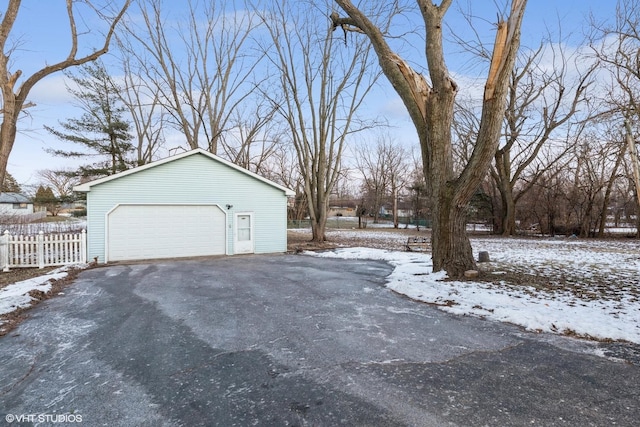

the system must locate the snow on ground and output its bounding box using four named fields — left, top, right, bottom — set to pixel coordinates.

left=3, top=225, right=638, bottom=344
left=0, top=265, right=84, bottom=323
left=0, top=218, right=87, bottom=235
left=307, top=234, right=640, bottom=344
